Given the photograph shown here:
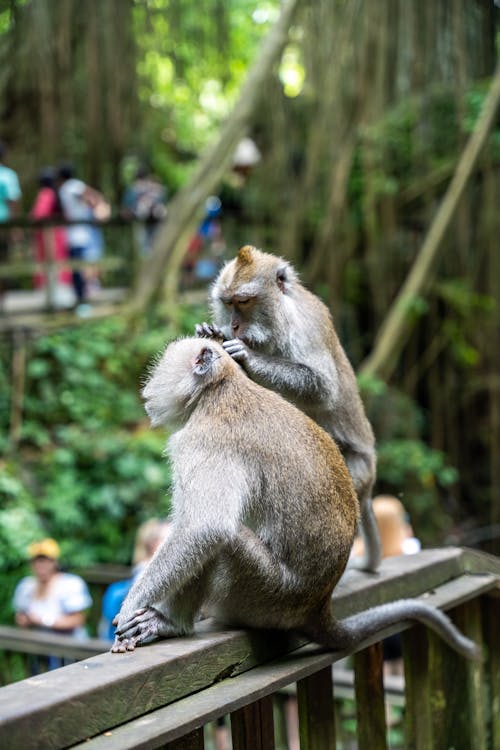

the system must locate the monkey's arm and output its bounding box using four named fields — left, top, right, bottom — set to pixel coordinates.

left=223, top=339, right=328, bottom=403
left=112, top=459, right=249, bottom=651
